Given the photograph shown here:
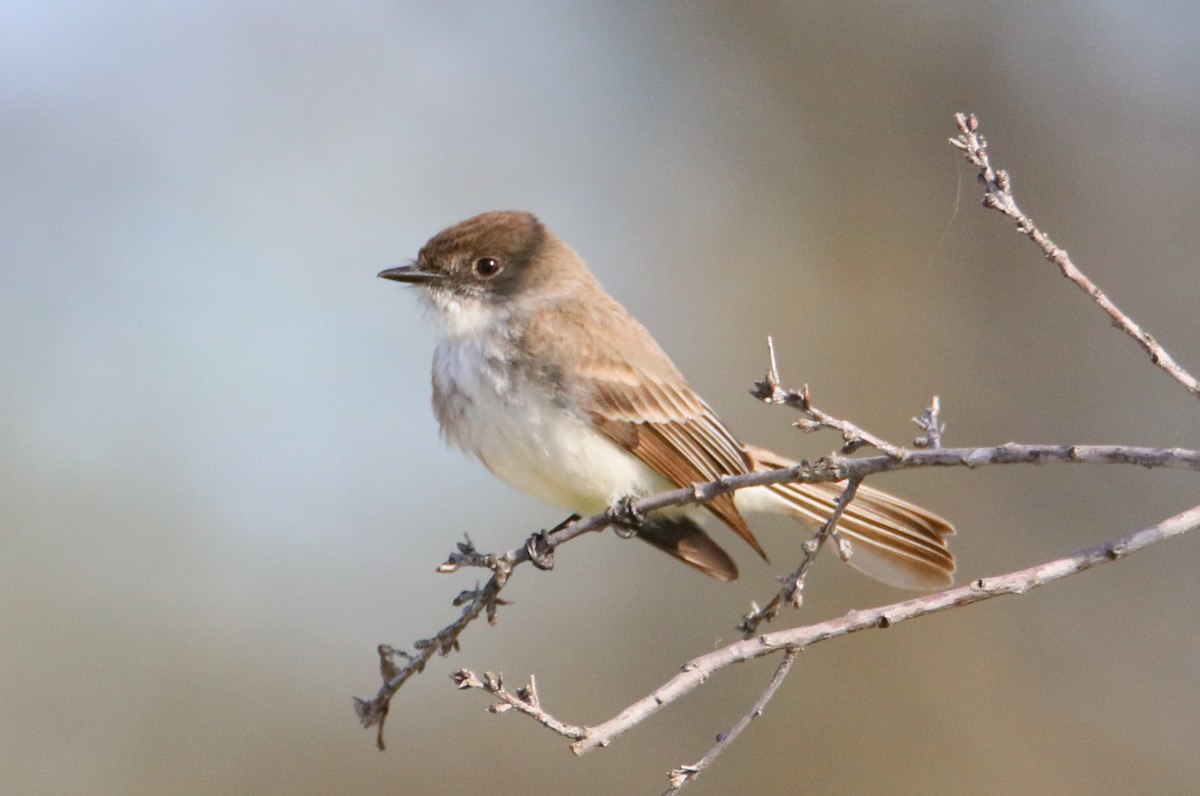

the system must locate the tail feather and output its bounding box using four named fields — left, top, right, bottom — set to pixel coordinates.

left=636, top=517, right=740, bottom=581
left=746, top=445, right=956, bottom=590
